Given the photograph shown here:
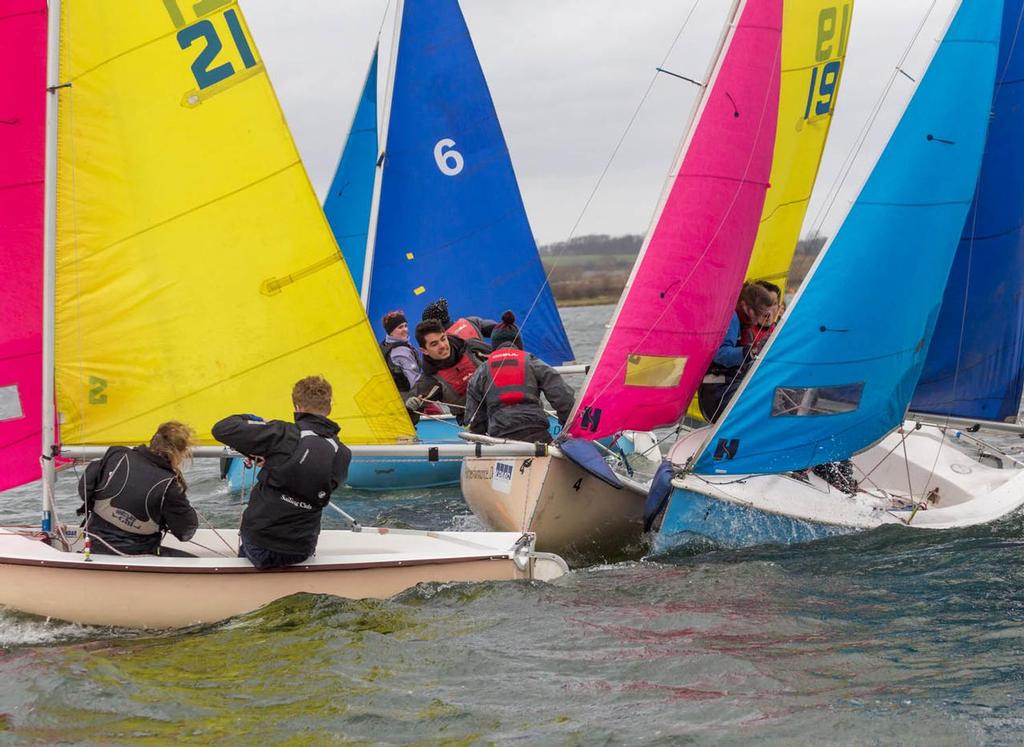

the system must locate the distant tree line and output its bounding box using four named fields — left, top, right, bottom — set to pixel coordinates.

left=539, top=233, right=828, bottom=306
